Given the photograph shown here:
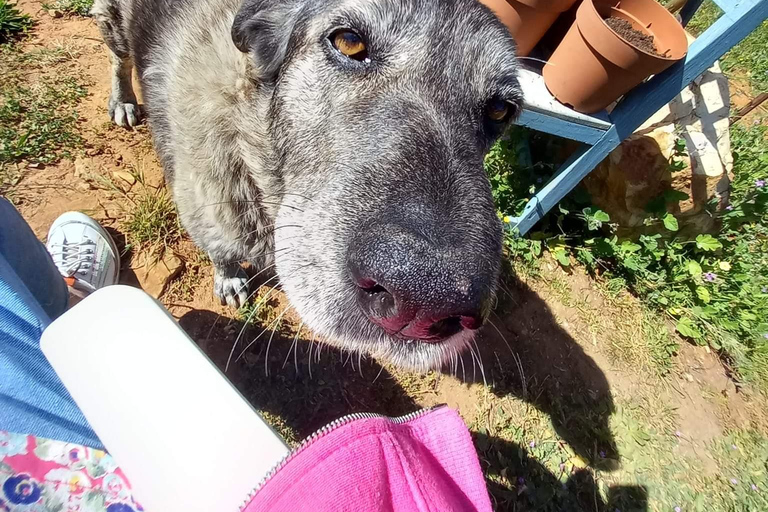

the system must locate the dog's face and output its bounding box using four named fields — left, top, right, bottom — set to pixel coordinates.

left=233, top=0, right=521, bottom=371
